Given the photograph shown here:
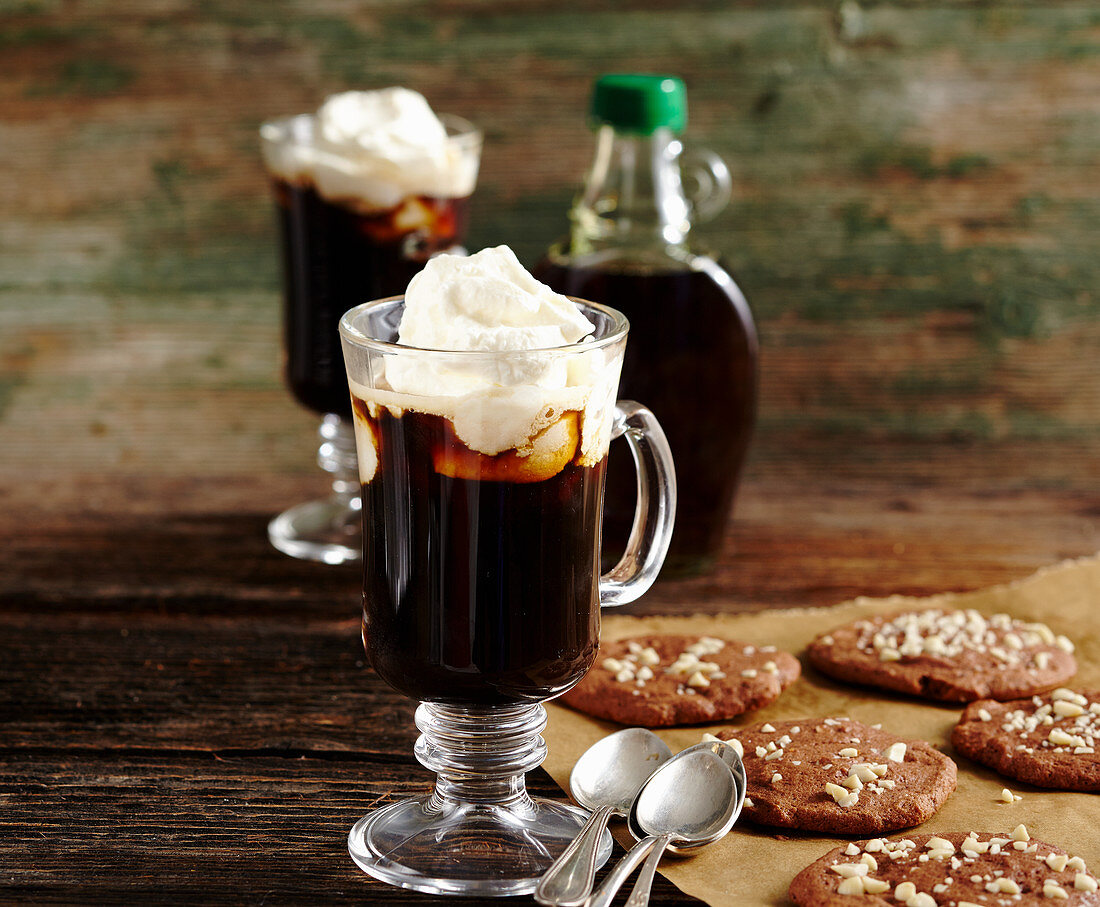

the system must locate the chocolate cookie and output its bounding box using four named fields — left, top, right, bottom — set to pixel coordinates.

left=715, top=718, right=956, bottom=834
left=807, top=608, right=1077, bottom=702
left=790, top=830, right=1100, bottom=905
left=952, top=688, right=1100, bottom=791
left=559, top=635, right=799, bottom=727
